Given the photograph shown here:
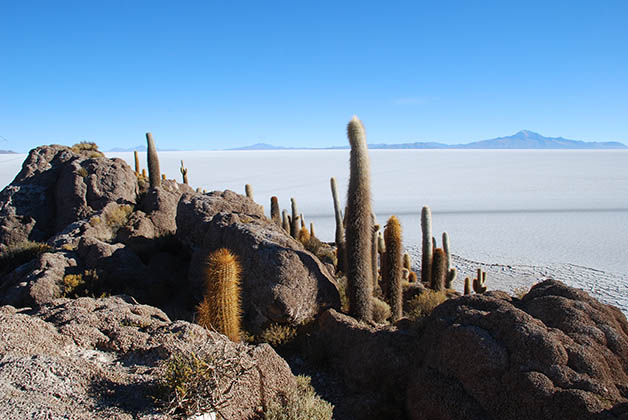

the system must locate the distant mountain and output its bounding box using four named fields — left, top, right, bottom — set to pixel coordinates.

left=460, top=130, right=627, bottom=149
left=228, top=130, right=626, bottom=150
left=0, top=150, right=17, bottom=154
